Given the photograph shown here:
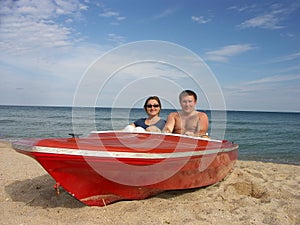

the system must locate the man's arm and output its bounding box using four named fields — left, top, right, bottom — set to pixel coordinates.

left=197, top=112, right=209, bottom=137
